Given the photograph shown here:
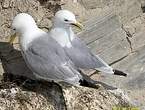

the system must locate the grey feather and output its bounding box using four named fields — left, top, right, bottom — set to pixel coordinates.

left=64, top=36, right=113, bottom=74
left=22, top=33, right=82, bottom=85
